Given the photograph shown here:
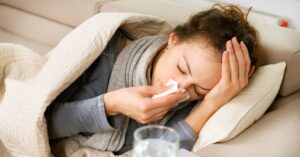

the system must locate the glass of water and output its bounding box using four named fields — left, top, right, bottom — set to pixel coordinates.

left=133, top=125, right=180, bottom=157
